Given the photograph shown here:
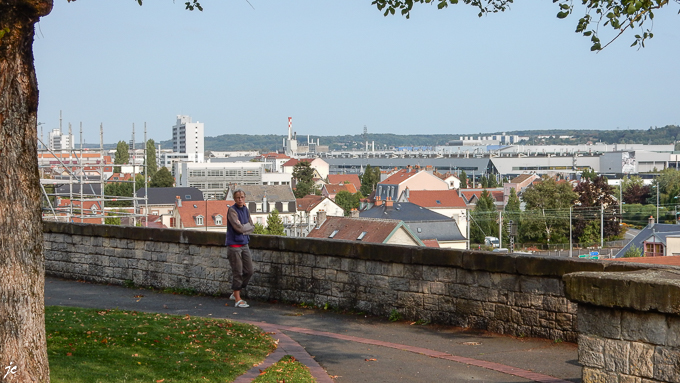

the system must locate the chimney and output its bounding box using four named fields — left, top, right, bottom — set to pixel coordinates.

left=649, top=215, right=655, bottom=227
left=350, top=208, right=359, bottom=218
left=375, top=195, right=382, bottom=206
left=386, top=197, right=394, bottom=207
left=316, top=210, right=326, bottom=229
left=405, top=187, right=410, bottom=201
left=176, top=196, right=182, bottom=207
left=262, top=193, right=268, bottom=213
